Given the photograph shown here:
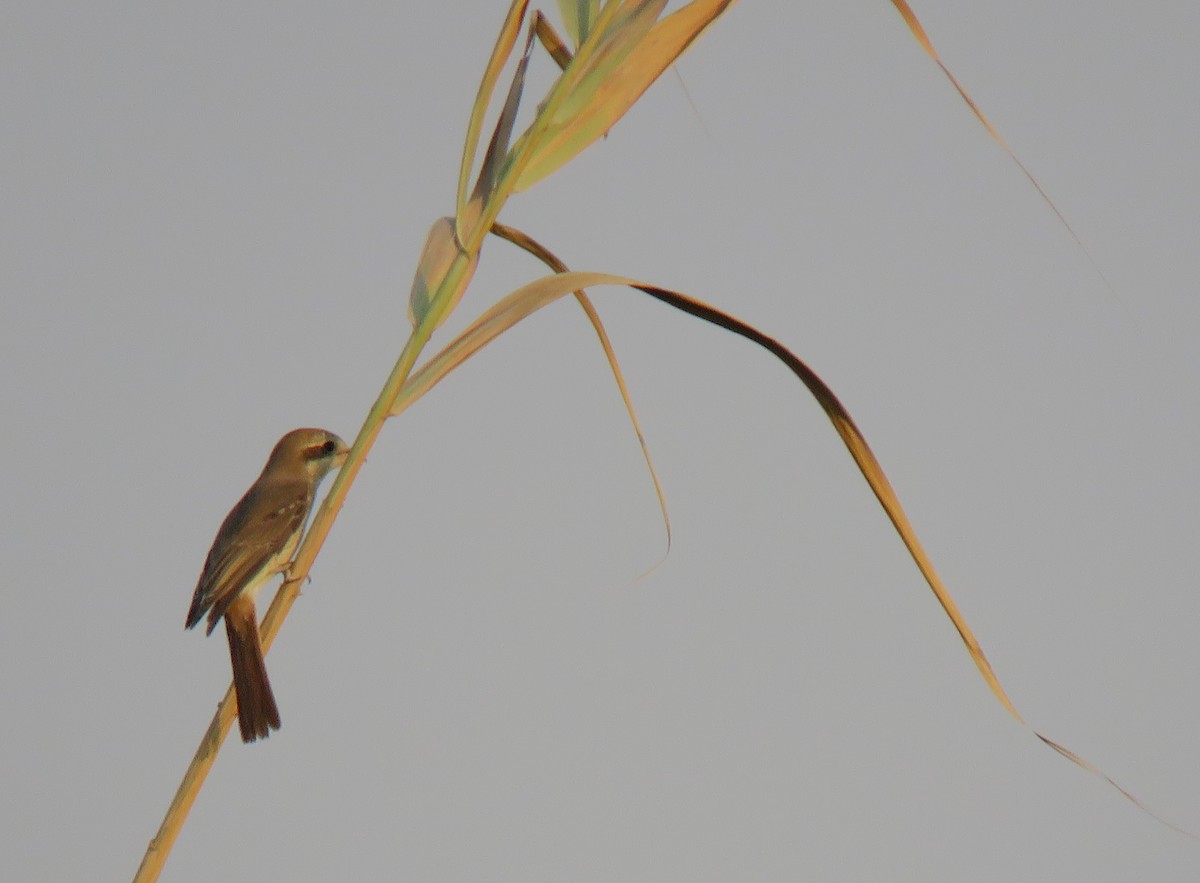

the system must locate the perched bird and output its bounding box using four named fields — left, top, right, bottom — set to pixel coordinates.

left=186, top=428, right=349, bottom=742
